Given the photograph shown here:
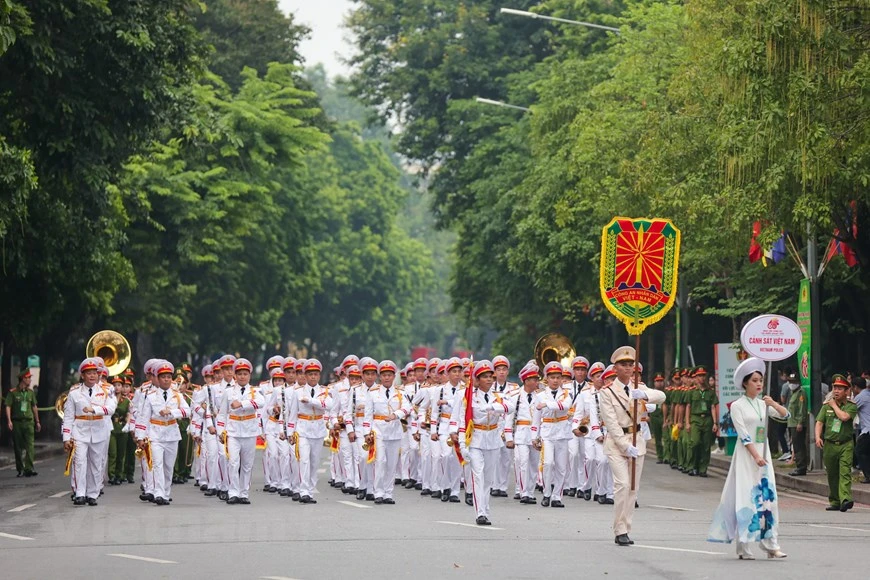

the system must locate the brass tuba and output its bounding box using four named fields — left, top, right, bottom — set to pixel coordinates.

left=534, top=333, right=576, bottom=370
left=55, top=392, right=69, bottom=419
left=86, top=330, right=131, bottom=377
